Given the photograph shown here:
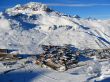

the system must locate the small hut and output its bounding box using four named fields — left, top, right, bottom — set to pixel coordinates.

left=0, top=49, right=18, bottom=60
